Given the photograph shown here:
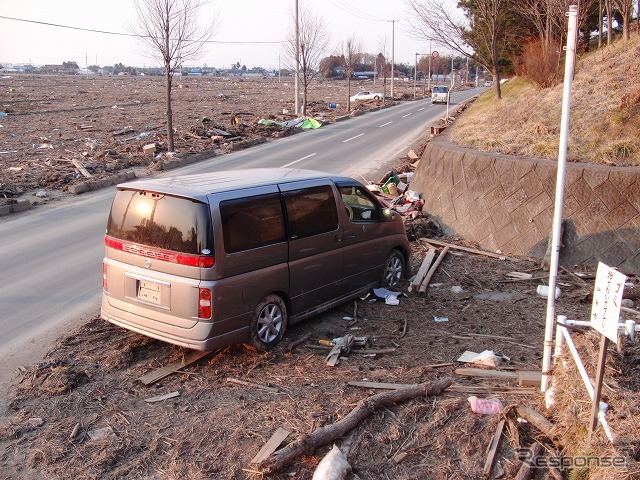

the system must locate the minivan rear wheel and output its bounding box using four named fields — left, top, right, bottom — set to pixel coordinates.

left=249, top=294, right=287, bottom=351
left=381, top=249, right=405, bottom=288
